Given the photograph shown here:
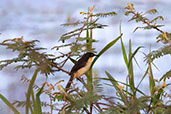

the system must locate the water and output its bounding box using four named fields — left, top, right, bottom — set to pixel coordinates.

left=0, top=0, right=171, bottom=113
